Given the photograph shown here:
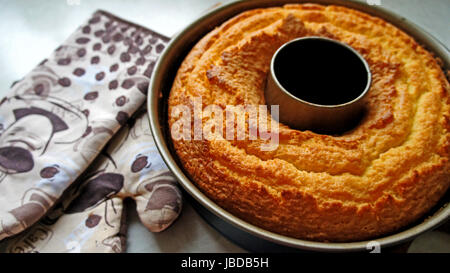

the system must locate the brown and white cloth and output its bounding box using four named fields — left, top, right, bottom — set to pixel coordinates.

left=6, top=108, right=181, bottom=253
left=0, top=10, right=181, bottom=252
